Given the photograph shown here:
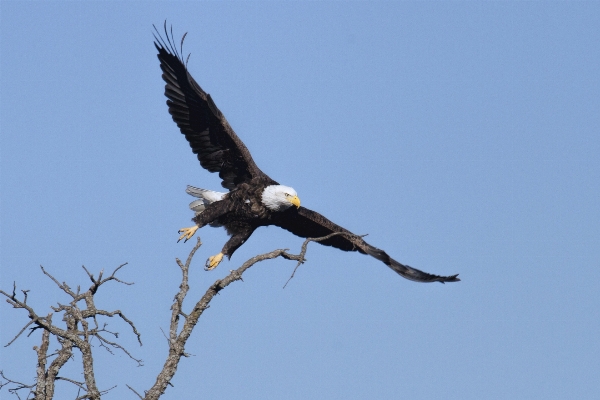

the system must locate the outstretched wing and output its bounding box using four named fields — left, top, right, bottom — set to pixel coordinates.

left=154, top=24, right=275, bottom=190
left=271, top=207, right=460, bottom=283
